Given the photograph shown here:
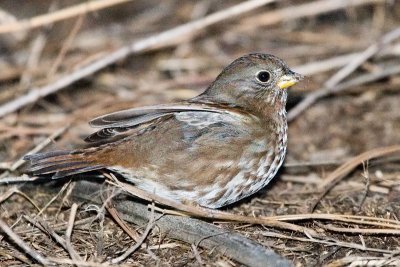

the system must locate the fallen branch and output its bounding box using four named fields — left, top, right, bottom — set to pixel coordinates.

left=70, top=180, right=291, bottom=267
